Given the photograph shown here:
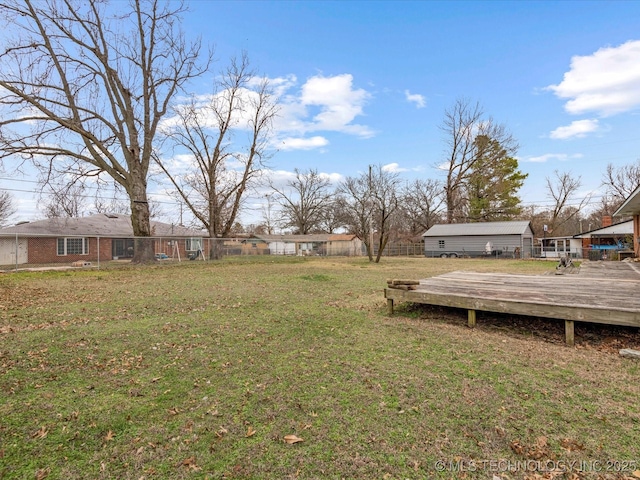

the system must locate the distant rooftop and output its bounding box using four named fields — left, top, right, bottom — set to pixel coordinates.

left=0, top=214, right=205, bottom=237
